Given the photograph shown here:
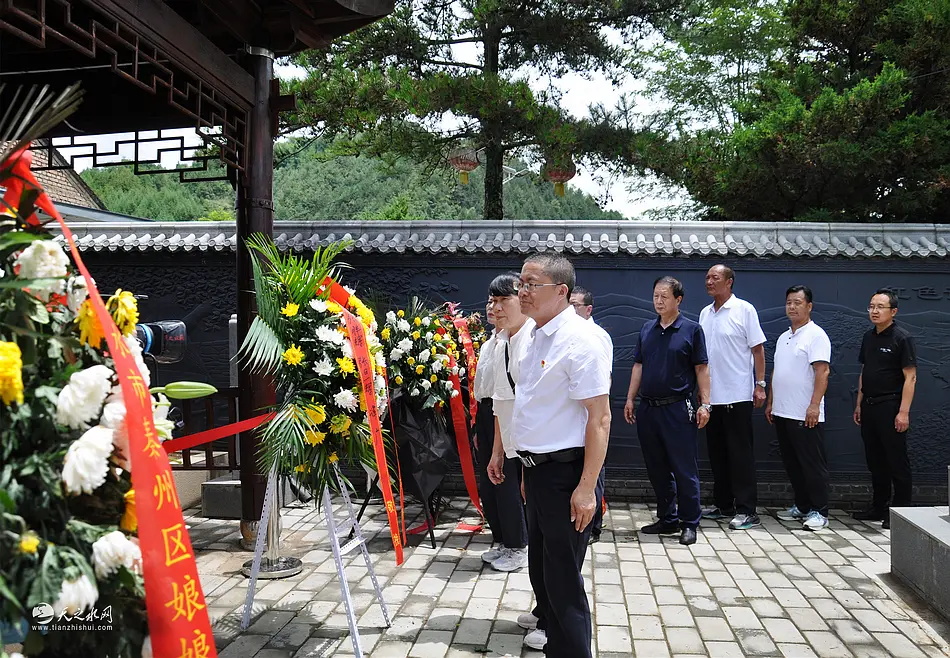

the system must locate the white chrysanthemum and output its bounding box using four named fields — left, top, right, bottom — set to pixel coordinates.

left=412, top=388, right=422, bottom=397
left=141, top=636, right=153, bottom=658
left=418, top=349, right=431, bottom=363
left=431, top=359, right=444, bottom=373
left=420, top=379, right=431, bottom=391
left=375, top=374, right=387, bottom=393
left=92, top=530, right=142, bottom=579
left=425, top=332, right=434, bottom=341
left=389, top=348, right=404, bottom=362
left=56, top=365, right=114, bottom=430
left=385, top=311, right=397, bottom=324
left=334, top=388, right=359, bottom=412
left=100, top=399, right=129, bottom=469
left=422, top=317, right=431, bottom=327
left=313, top=358, right=334, bottom=377
left=66, top=275, right=89, bottom=314
left=397, top=337, right=413, bottom=352
left=397, top=319, right=411, bottom=333
left=14, top=239, right=69, bottom=301
left=443, top=380, right=454, bottom=390
left=367, top=332, right=380, bottom=349
left=342, top=340, right=354, bottom=359
left=62, top=426, right=114, bottom=495
left=309, top=298, right=328, bottom=313
left=374, top=352, right=386, bottom=369
left=52, top=574, right=98, bottom=617
left=315, top=325, right=345, bottom=344
left=343, top=285, right=356, bottom=295
left=451, top=389, right=460, bottom=398
left=125, top=334, right=151, bottom=387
